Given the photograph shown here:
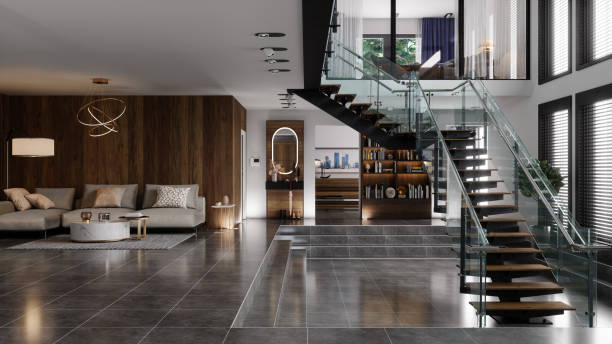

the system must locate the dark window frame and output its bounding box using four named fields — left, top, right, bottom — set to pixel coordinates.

left=538, top=0, right=572, bottom=84
left=577, top=0, right=612, bottom=70
left=575, top=83, right=612, bottom=245
left=538, top=96, right=573, bottom=213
